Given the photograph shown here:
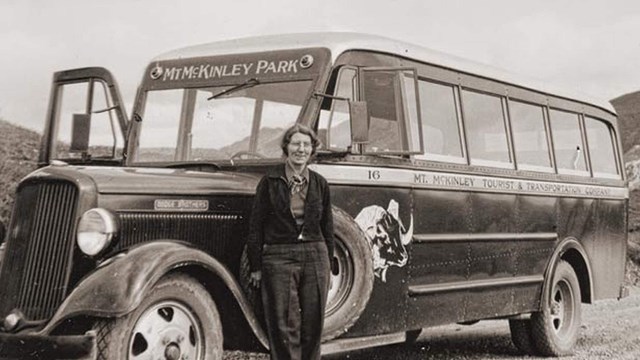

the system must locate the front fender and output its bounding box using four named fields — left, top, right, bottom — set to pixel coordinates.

left=40, top=241, right=266, bottom=346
